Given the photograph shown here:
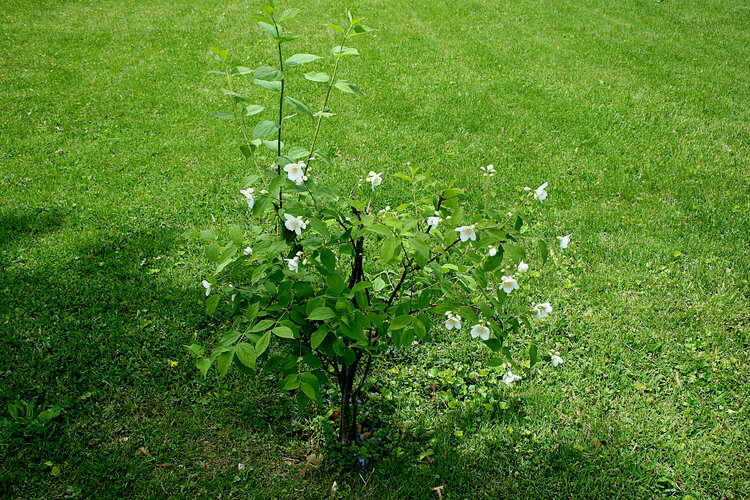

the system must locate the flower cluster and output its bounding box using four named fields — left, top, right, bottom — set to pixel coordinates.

left=501, top=363, right=522, bottom=385
left=240, top=188, right=255, bottom=209
left=455, top=225, right=476, bottom=242
left=444, top=311, right=462, bottom=331
left=550, top=351, right=564, bottom=367
left=500, top=275, right=519, bottom=294
left=480, top=164, right=497, bottom=177
left=284, top=162, right=309, bottom=185
left=365, top=171, right=383, bottom=190
left=283, top=213, right=308, bottom=236
left=533, top=182, right=548, bottom=202
left=426, top=212, right=442, bottom=229
left=284, top=251, right=308, bottom=273
left=532, top=302, right=552, bottom=320
left=470, top=321, right=491, bottom=341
